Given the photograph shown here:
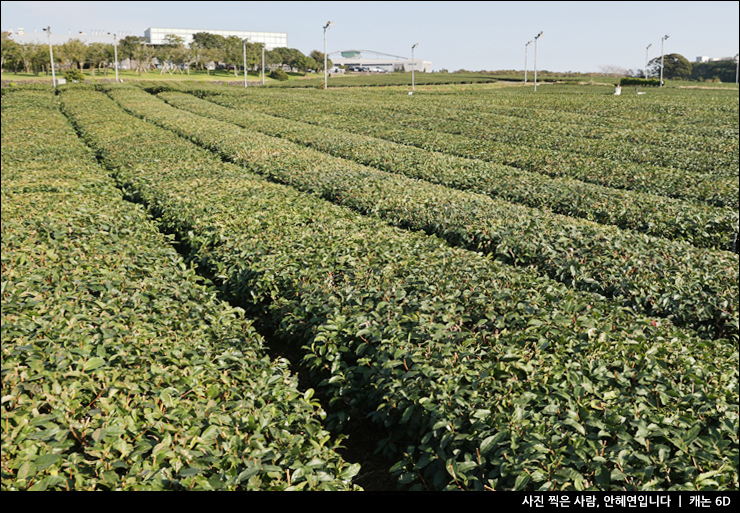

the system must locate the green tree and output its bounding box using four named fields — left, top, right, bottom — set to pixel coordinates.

left=118, top=35, right=157, bottom=75
left=647, top=53, right=692, bottom=80
left=191, top=32, right=226, bottom=50
left=169, top=43, right=189, bottom=74
left=189, top=46, right=220, bottom=75
left=30, top=42, right=52, bottom=76
left=87, top=42, right=114, bottom=76
left=13, top=41, right=35, bottom=73
left=292, top=54, right=308, bottom=73
left=246, top=41, right=262, bottom=72
left=305, top=56, right=318, bottom=73
left=60, top=38, right=88, bottom=72
left=133, top=42, right=155, bottom=76
left=119, top=35, right=141, bottom=56
left=119, top=35, right=142, bottom=72
left=691, top=60, right=737, bottom=83
left=223, top=36, right=259, bottom=78
left=309, top=50, right=332, bottom=71
left=267, top=47, right=305, bottom=70
left=1, top=31, right=21, bottom=71
left=254, top=42, right=266, bottom=76
left=264, top=47, right=281, bottom=70
left=157, top=34, right=186, bottom=74
left=163, top=34, right=185, bottom=47
left=189, top=33, right=226, bottom=74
